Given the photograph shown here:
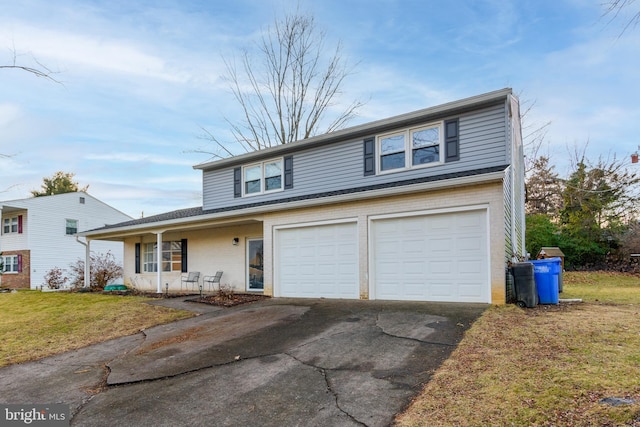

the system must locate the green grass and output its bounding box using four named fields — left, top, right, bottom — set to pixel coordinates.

left=562, top=271, right=640, bottom=304
left=0, top=291, right=194, bottom=367
left=396, top=271, right=640, bottom=426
